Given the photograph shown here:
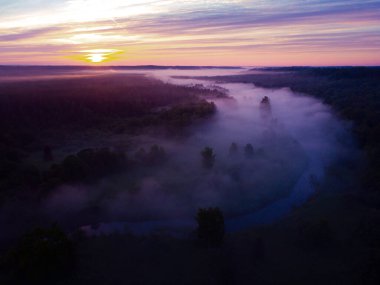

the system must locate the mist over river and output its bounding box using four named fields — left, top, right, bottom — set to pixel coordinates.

left=72, top=68, right=355, bottom=235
